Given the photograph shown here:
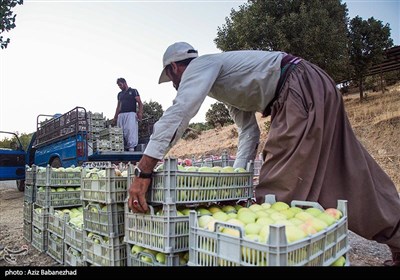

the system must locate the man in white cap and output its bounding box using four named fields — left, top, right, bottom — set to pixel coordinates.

left=128, top=42, right=400, bottom=266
